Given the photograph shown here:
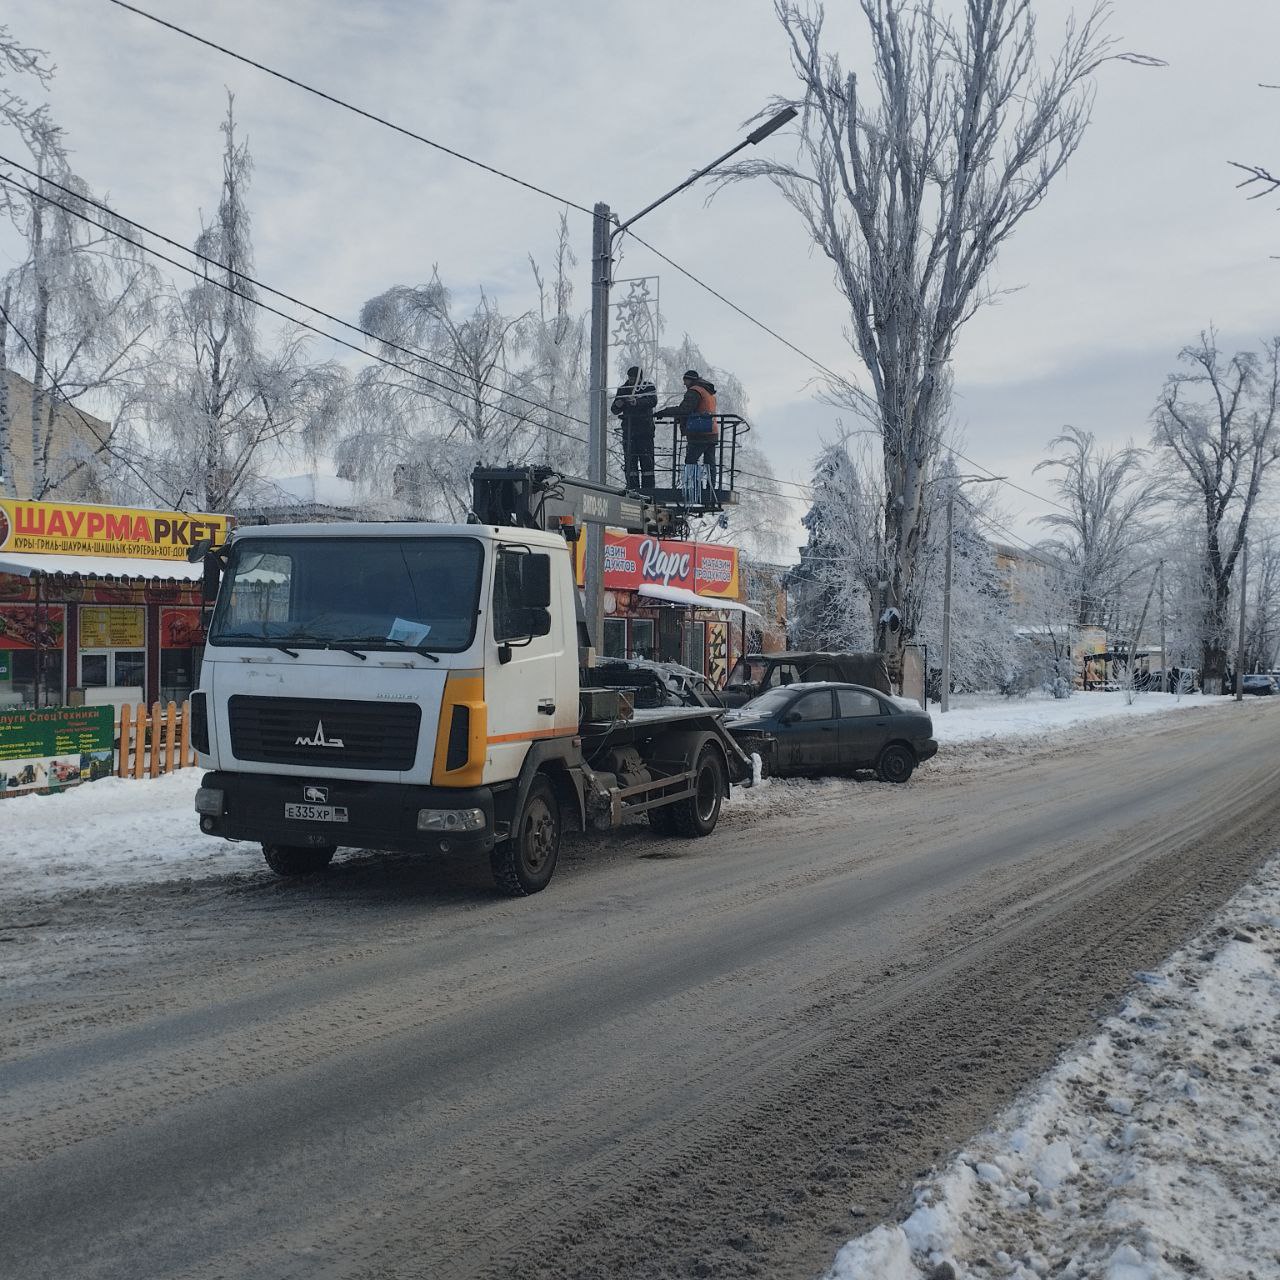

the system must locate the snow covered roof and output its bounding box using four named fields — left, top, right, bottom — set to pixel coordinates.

left=0, top=551, right=202, bottom=582
left=636, top=582, right=762, bottom=617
